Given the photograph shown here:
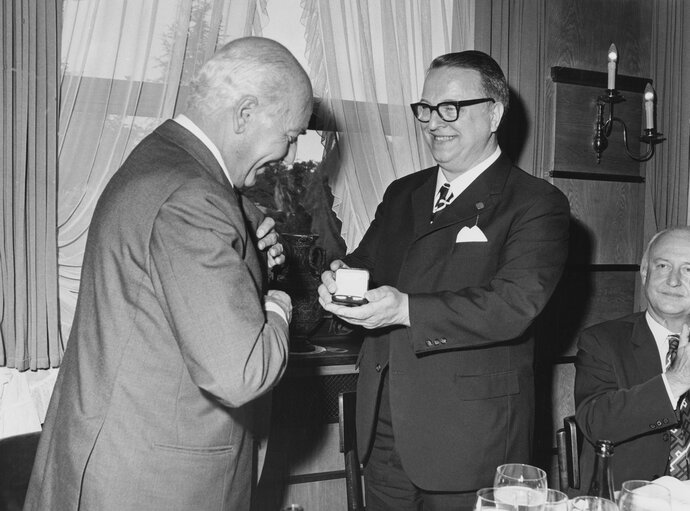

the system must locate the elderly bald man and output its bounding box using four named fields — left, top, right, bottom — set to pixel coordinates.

left=24, top=37, right=313, bottom=511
